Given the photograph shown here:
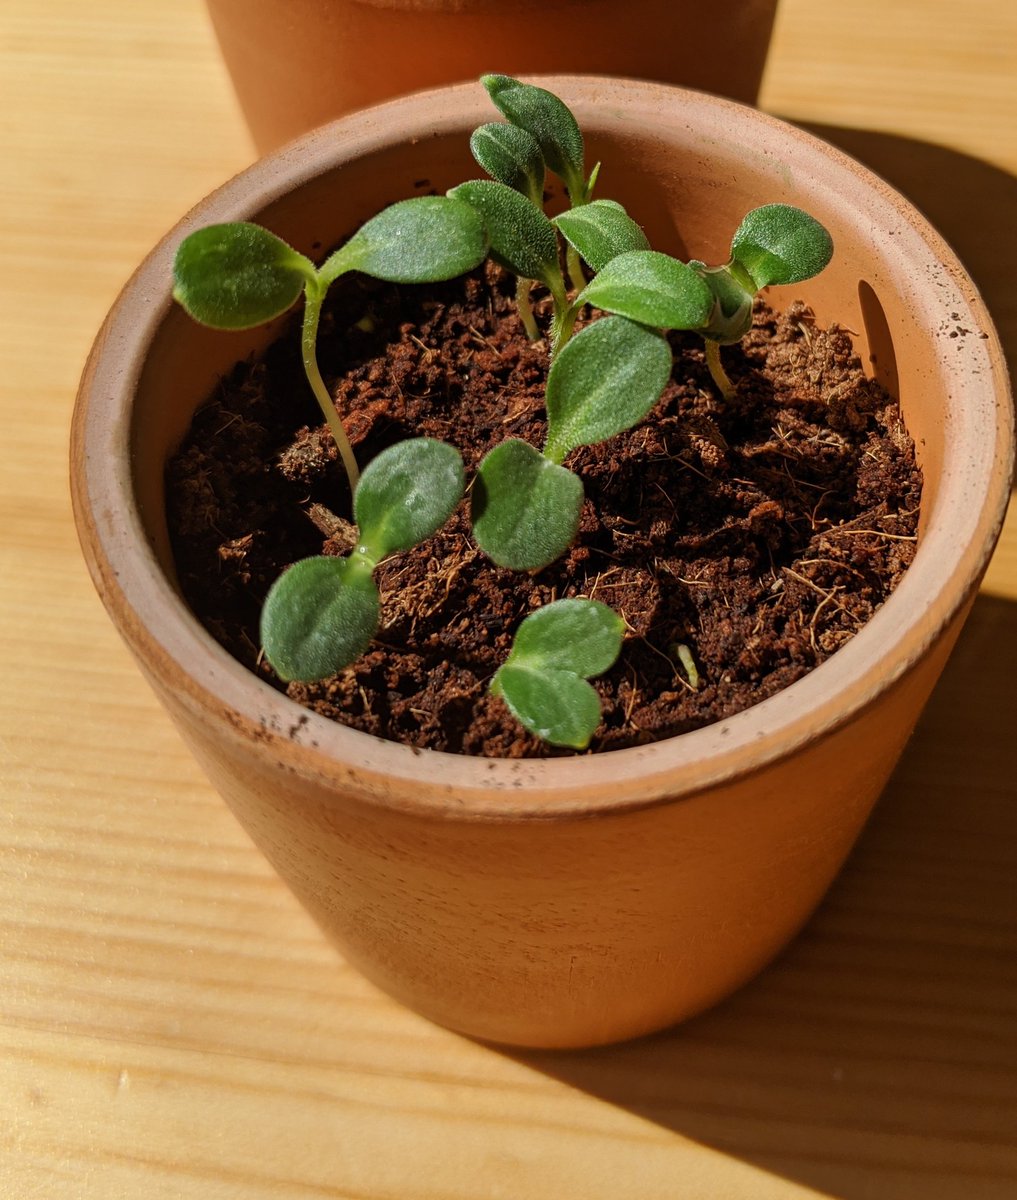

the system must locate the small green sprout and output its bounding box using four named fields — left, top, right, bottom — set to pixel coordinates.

left=474, top=73, right=602, bottom=311
left=672, top=642, right=700, bottom=691
left=471, top=316, right=672, bottom=570
left=576, top=204, right=833, bottom=398
left=481, top=73, right=597, bottom=210
left=491, top=599, right=624, bottom=749
left=260, top=438, right=465, bottom=681
left=173, top=196, right=488, bottom=493
left=693, top=204, right=834, bottom=396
